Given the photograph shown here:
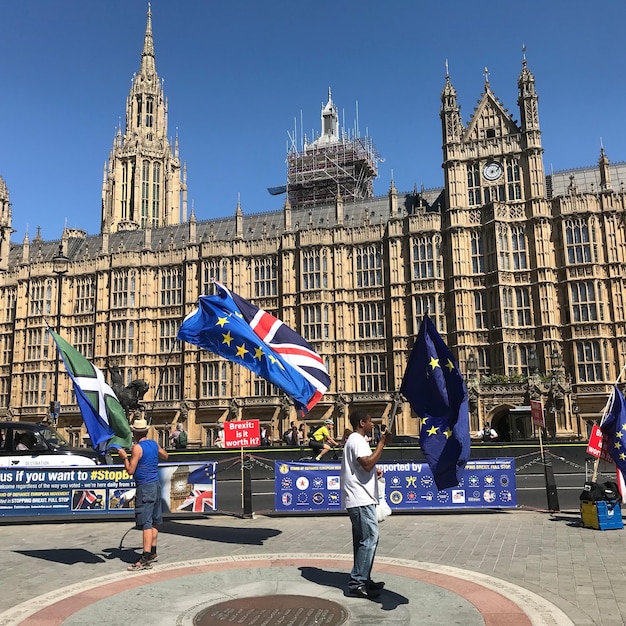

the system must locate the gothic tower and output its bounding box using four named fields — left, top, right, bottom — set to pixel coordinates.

left=441, top=56, right=556, bottom=377
left=100, top=5, right=187, bottom=233
left=286, top=89, right=378, bottom=209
